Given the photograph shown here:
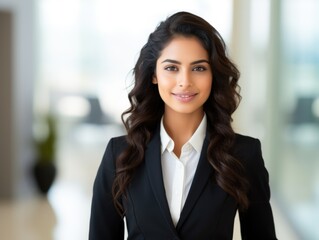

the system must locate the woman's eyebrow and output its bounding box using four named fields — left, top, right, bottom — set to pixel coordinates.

left=191, top=59, right=210, bottom=65
left=161, top=59, right=181, bottom=64
left=161, top=59, right=209, bottom=64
